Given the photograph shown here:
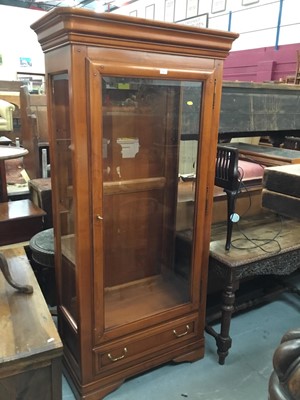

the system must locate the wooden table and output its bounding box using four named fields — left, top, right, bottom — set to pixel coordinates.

left=206, top=212, right=300, bottom=365
left=228, top=142, right=300, bottom=166
left=0, top=199, right=46, bottom=246
left=218, top=129, right=300, bottom=147
left=0, top=247, right=63, bottom=399
left=0, top=145, right=28, bottom=202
